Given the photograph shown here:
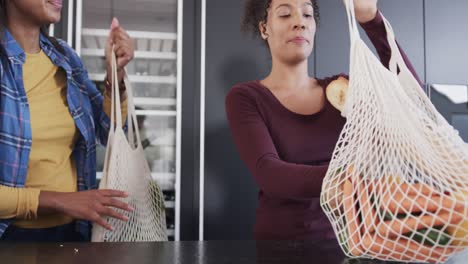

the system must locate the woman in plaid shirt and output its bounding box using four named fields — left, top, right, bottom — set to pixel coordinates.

left=0, top=0, right=135, bottom=242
